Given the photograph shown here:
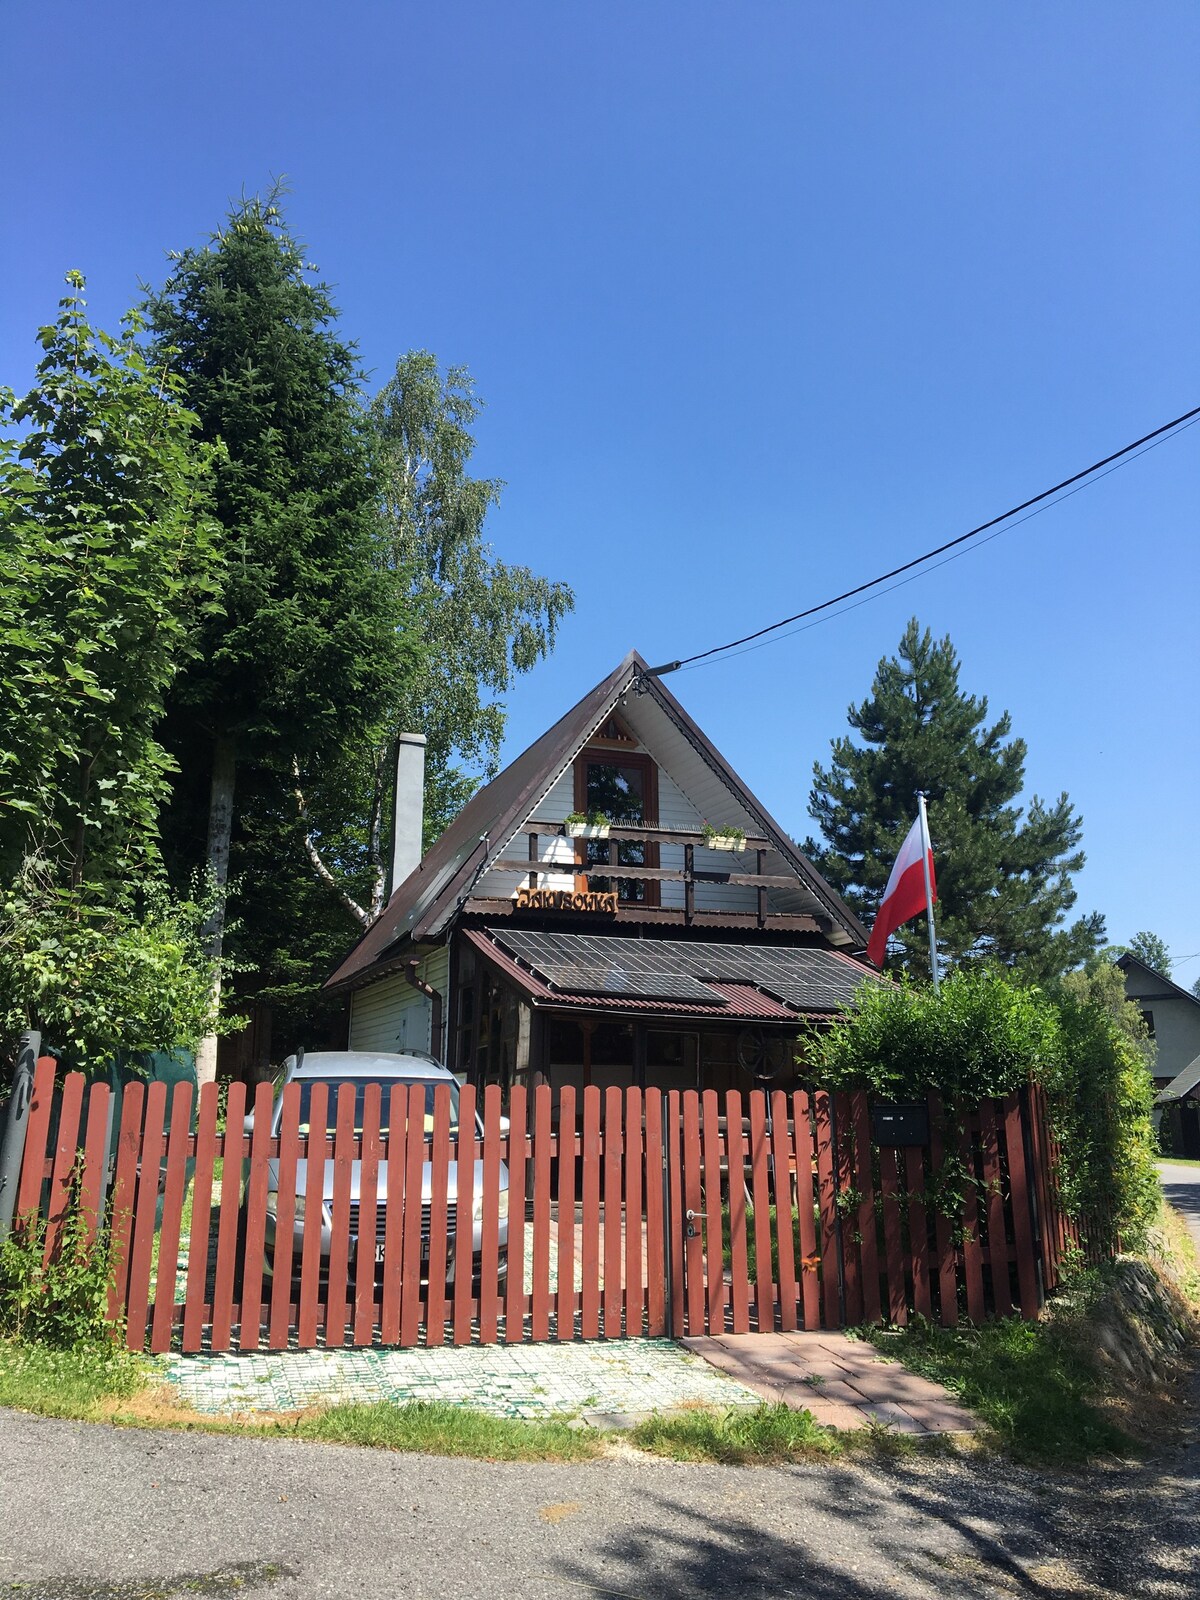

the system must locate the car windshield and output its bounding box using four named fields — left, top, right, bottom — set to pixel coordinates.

left=286, top=1077, right=460, bottom=1139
